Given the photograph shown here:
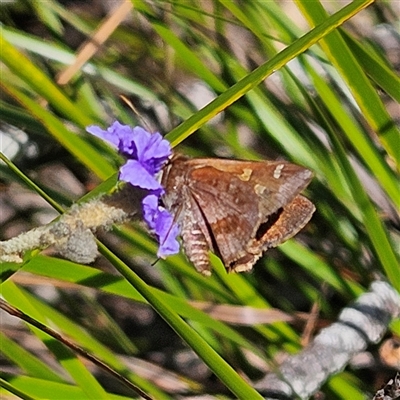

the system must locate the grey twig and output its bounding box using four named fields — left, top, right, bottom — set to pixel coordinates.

left=255, top=281, right=400, bottom=399
left=0, top=184, right=144, bottom=264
